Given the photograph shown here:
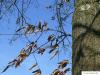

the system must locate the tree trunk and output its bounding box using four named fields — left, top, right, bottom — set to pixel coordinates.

left=72, top=0, right=100, bottom=75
